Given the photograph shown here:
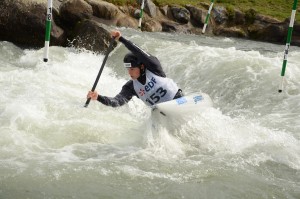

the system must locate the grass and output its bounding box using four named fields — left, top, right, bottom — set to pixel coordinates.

left=104, top=0, right=300, bottom=22
left=213, top=0, right=300, bottom=21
